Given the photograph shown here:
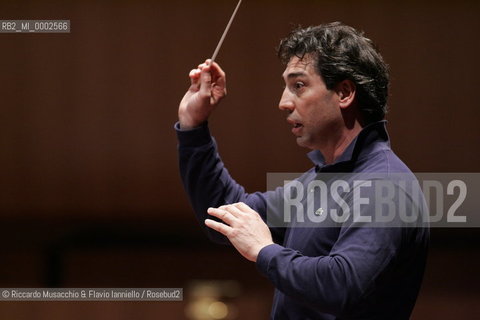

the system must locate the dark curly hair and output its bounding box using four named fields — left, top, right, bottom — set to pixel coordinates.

left=277, top=22, right=389, bottom=125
